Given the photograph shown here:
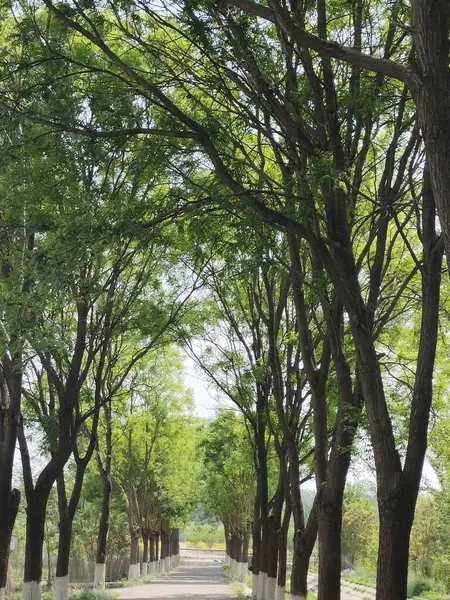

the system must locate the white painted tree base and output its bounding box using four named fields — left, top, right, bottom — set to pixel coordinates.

left=265, top=577, right=277, bottom=600
left=276, top=585, right=285, bottom=600
left=238, top=562, right=248, bottom=583
left=257, top=572, right=267, bottom=600
left=288, top=595, right=306, bottom=600
left=252, top=573, right=258, bottom=598
left=23, top=581, right=41, bottom=600
left=141, top=563, right=148, bottom=577
left=233, top=559, right=239, bottom=577
left=128, top=563, right=140, bottom=580
left=94, top=563, right=106, bottom=589
left=55, top=575, right=69, bottom=600
left=0, top=587, right=5, bottom=600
